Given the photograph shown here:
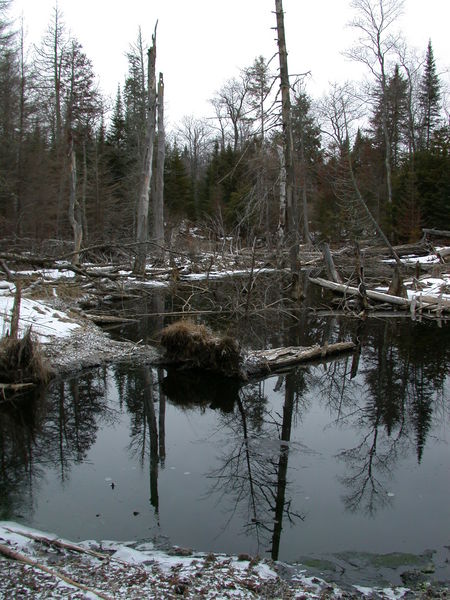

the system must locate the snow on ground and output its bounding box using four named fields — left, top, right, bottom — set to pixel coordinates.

left=0, top=522, right=428, bottom=599
left=181, top=267, right=278, bottom=281
left=383, top=247, right=450, bottom=266
left=0, top=280, right=80, bottom=342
